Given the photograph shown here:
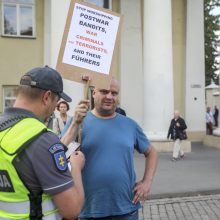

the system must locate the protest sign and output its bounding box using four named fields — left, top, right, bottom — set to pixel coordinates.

left=56, top=0, right=122, bottom=89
